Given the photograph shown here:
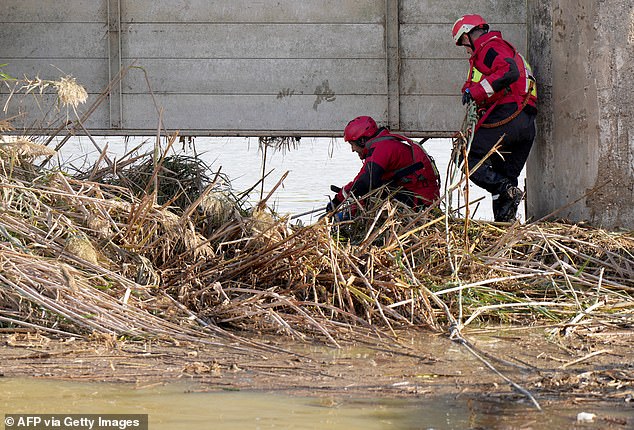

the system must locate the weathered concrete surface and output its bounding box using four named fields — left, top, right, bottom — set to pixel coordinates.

left=527, top=1, right=634, bottom=230
left=0, top=0, right=527, bottom=137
